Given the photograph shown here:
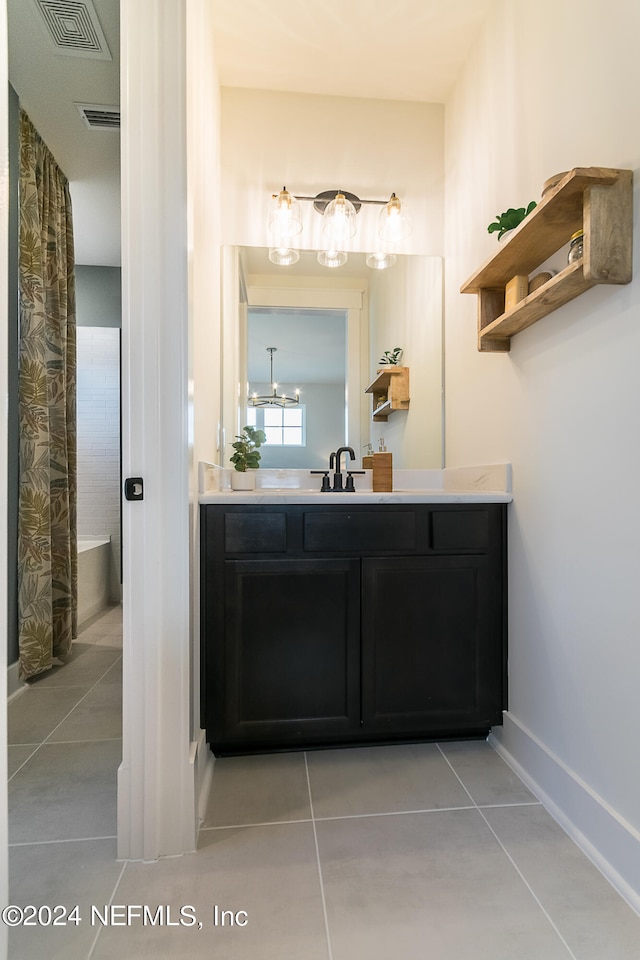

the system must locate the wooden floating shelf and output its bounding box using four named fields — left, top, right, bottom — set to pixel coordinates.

left=461, top=167, right=633, bottom=352
left=365, top=366, right=410, bottom=422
